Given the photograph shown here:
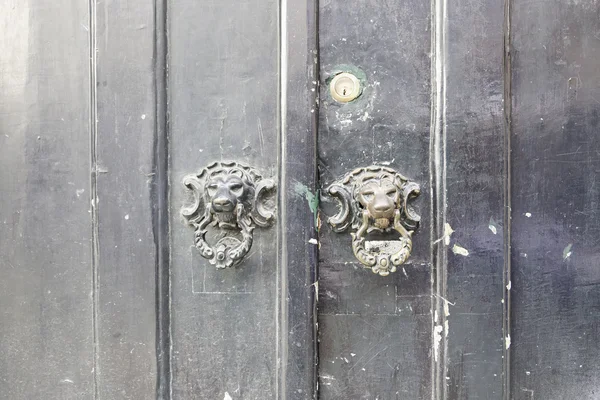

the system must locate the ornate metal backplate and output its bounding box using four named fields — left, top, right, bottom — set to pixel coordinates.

left=181, top=161, right=276, bottom=269
left=327, top=165, right=420, bottom=276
